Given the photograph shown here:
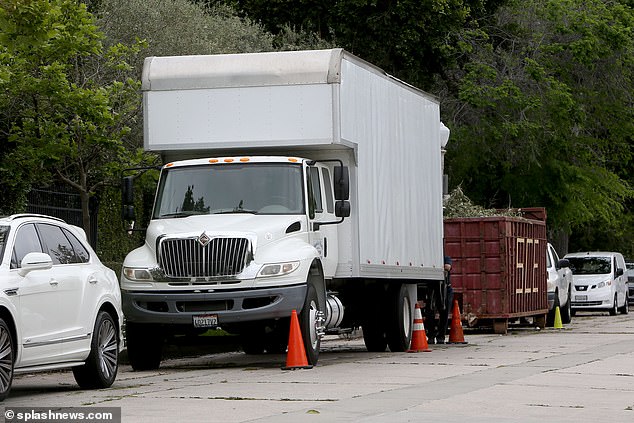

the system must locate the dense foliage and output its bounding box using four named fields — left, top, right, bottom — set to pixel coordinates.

left=1, top=0, right=632, bottom=258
